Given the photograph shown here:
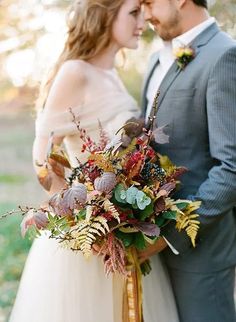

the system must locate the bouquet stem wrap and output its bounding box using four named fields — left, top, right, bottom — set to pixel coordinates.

left=122, top=247, right=143, bottom=322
